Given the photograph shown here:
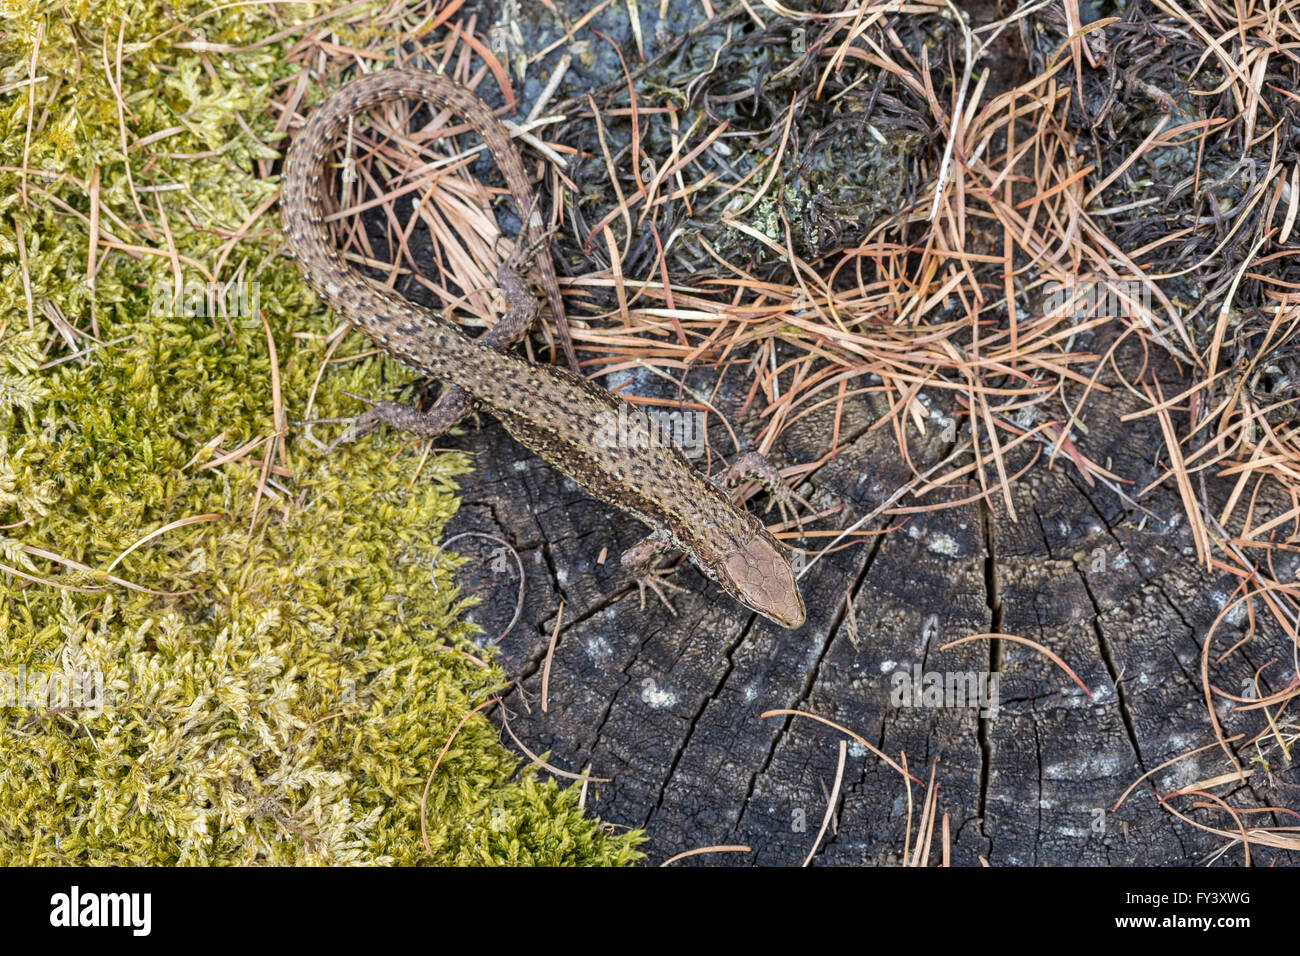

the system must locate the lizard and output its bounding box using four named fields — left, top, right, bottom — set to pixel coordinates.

left=281, top=69, right=806, bottom=629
